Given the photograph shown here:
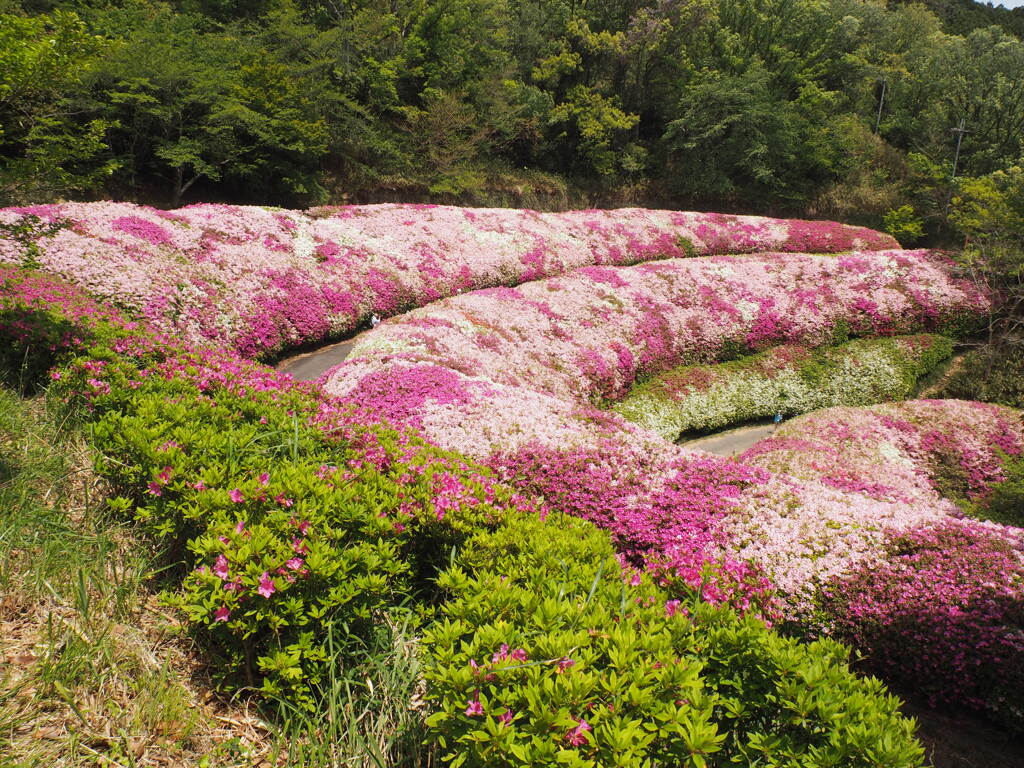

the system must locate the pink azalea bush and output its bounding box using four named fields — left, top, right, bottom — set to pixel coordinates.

left=1, top=264, right=547, bottom=707
left=326, top=250, right=985, bottom=415
left=740, top=399, right=1024, bottom=507
left=821, top=520, right=1024, bottom=730
left=0, top=263, right=169, bottom=385
left=1, top=202, right=897, bottom=357
left=732, top=401, right=1024, bottom=724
